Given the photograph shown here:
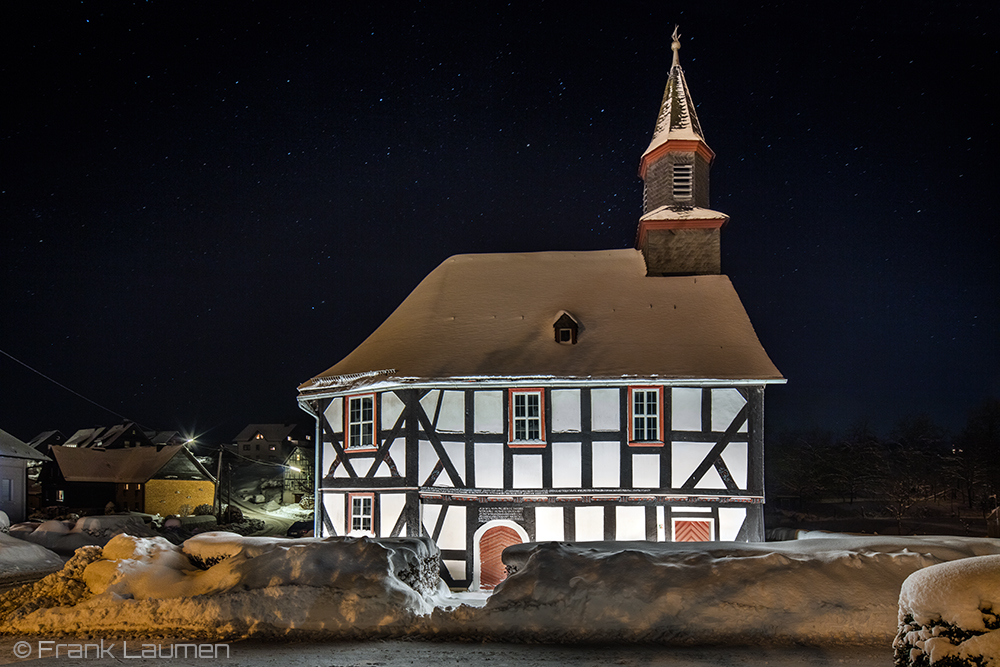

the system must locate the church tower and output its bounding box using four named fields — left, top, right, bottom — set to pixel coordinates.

left=637, top=28, right=729, bottom=276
